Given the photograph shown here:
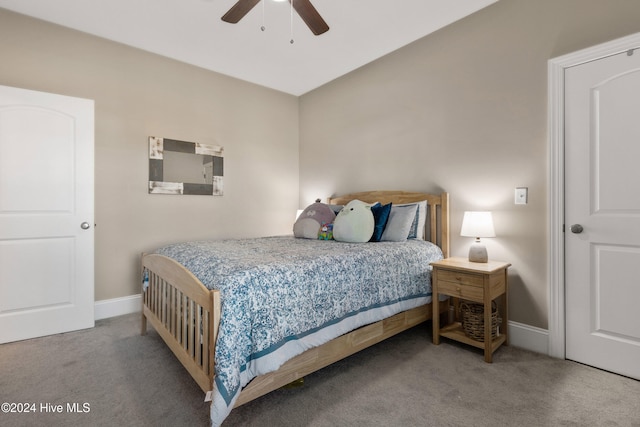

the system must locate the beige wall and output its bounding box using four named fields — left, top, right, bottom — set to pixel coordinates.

left=0, top=9, right=300, bottom=301
left=3, top=0, right=640, bottom=331
left=299, top=0, right=640, bottom=329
